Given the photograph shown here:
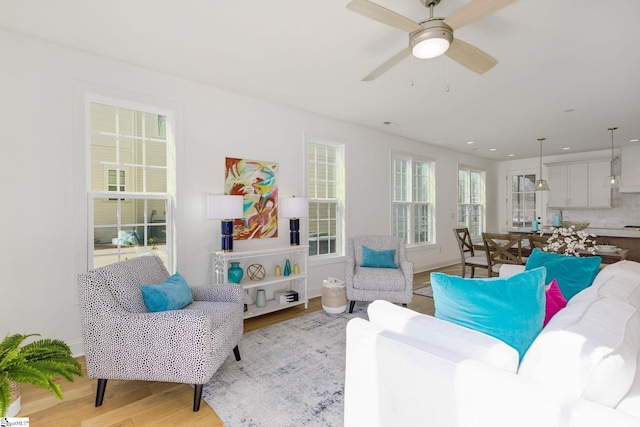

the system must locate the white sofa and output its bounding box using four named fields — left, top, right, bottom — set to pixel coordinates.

left=344, top=260, right=640, bottom=427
